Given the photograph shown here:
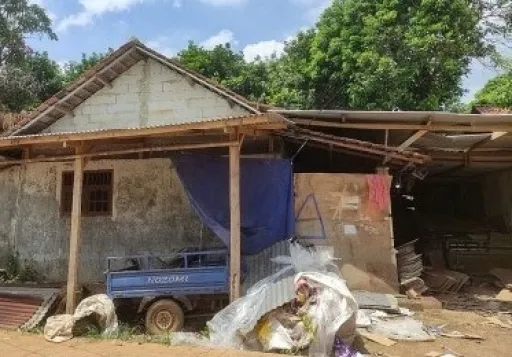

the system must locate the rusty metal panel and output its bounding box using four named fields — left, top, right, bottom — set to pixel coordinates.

left=0, top=294, right=42, bottom=329
left=0, top=287, right=60, bottom=330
